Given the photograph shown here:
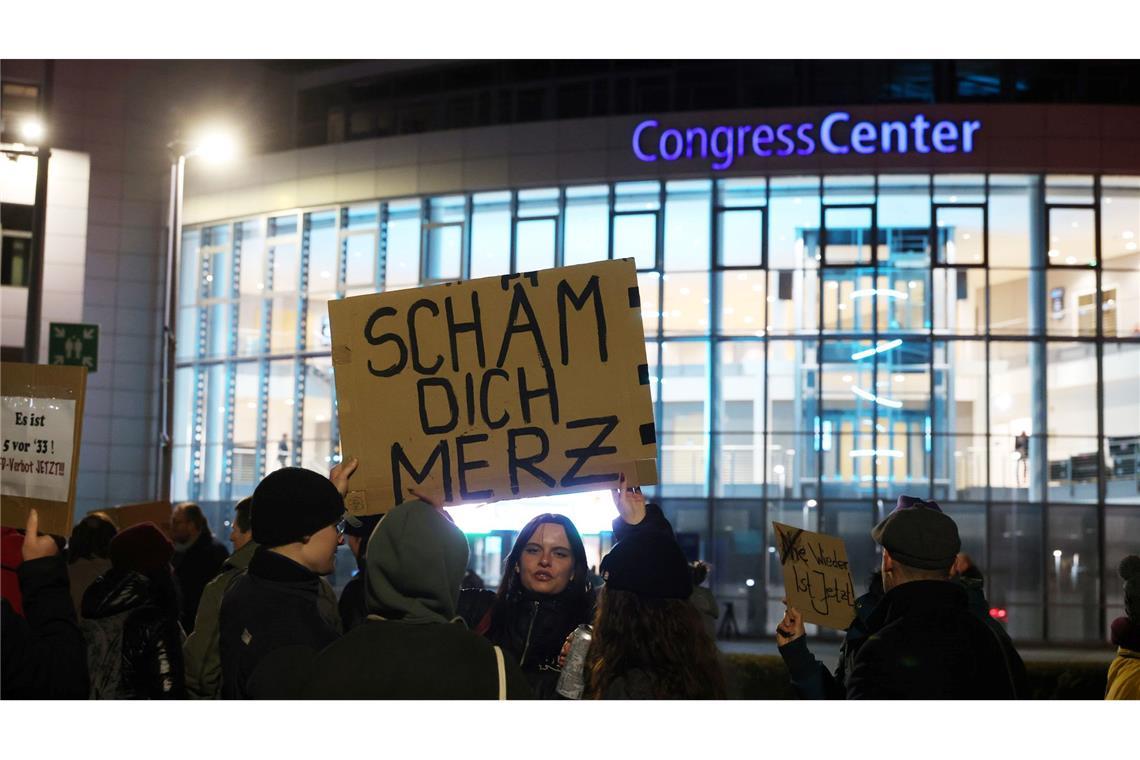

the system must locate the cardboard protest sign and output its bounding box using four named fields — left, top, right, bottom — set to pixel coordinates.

left=772, top=521, right=857, bottom=630
left=103, top=500, right=173, bottom=538
left=1, top=363, right=87, bottom=538
left=328, top=258, right=658, bottom=515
